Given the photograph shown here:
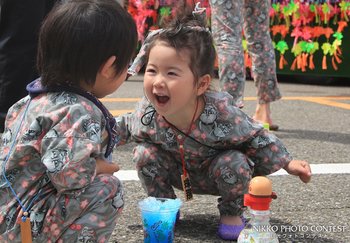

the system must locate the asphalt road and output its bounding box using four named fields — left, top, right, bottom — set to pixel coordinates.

left=2, top=75, right=347, bottom=242
left=104, top=75, right=350, bottom=243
